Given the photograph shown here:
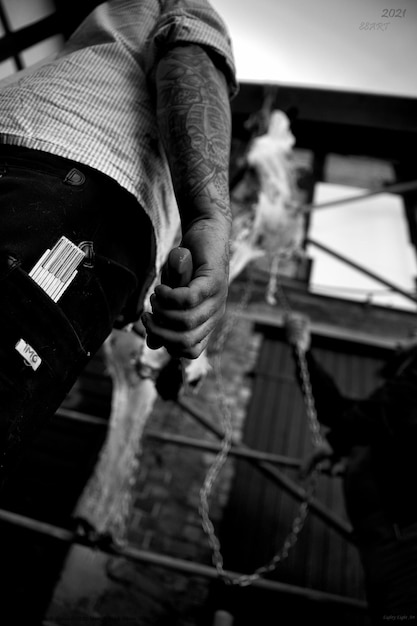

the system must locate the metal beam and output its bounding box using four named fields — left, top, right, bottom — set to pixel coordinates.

left=177, top=398, right=354, bottom=541
left=56, top=407, right=108, bottom=427
left=231, top=82, right=417, bottom=135
left=306, top=237, right=417, bottom=305
left=55, top=409, right=342, bottom=475
left=145, top=429, right=302, bottom=469
left=55, top=408, right=302, bottom=468
left=0, top=15, right=60, bottom=63
left=303, top=179, right=417, bottom=214
left=0, top=1, right=23, bottom=69
left=0, top=507, right=367, bottom=611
